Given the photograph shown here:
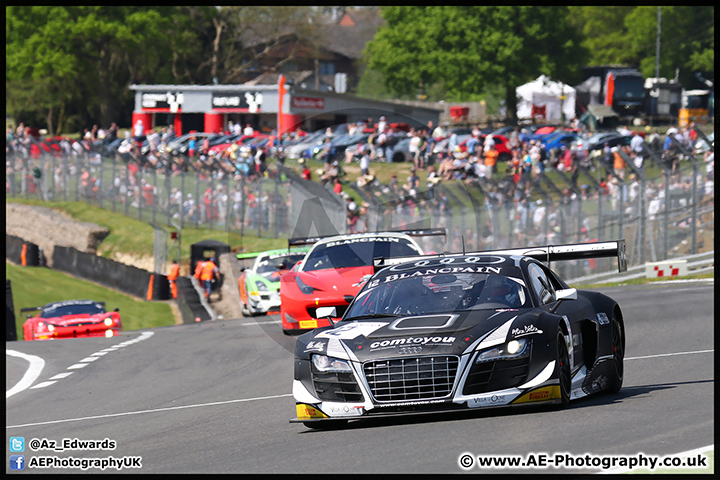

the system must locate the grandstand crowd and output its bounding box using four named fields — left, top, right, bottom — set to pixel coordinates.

left=6, top=117, right=714, bottom=250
